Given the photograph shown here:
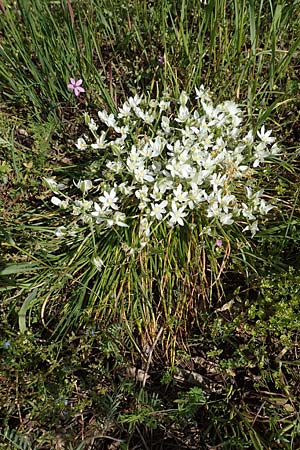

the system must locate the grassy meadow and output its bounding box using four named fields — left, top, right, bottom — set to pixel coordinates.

left=0, top=0, right=300, bottom=448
